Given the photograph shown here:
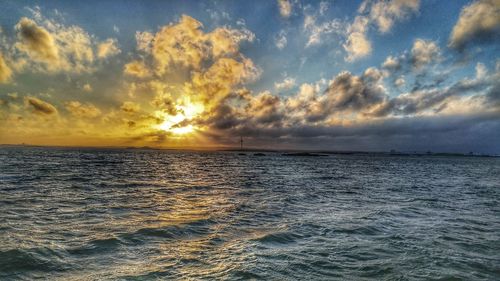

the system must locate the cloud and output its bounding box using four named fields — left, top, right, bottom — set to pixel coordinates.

left=285, top=71, right=387, bottom=123
left=275, top=29, right=287, bottom=49
left=370, top=76, right=492, bottom=117
left=201, top=103, right=241, bottom=130
left=0, top=52, right=12, bottom=83
left=278, top=0, right=292, bottom=18
left=135, top=31, right=154, bottom=53
left=319, top=1, right=329, bottom=16
left=97, top=38, right=121, bottom=59
left=0, top=92, right=20, bottom=112
left=25, top=96, right=57, bottom=115
left=275, top=77, right=296, bottom=90
left=411, top=39, right=440, bottom=69
left=189, top=56, right=260, bottom=106
left=361, top=0, right=420, bottom=33
left=120, top=101, right=141, bottom=113
left=14, top=17, right=59, bottom=63
left=449, top=0, right=500, bottom=50
left=124, top=60, right=152, bottom=78
left=206, top=9, right=231, bottom=23
left=381, top=41, right=441, bottom=87
left=485, top=67, right=500, bottom=106
left=202, top=103, right=500, bottom=154
left=82, top=83, right=93, bottom=92
left=65, top=101, right=101, bottom=118
left=246, top=91, right=284, bottom=125
left=126, top=14, right=260, bottom=122
left=323, top=70, right=386, bottom=112
left=475, top=62, right=488, bottom=79
left=148, top=15, right=207, bottom=73
left=3, top=9, right=498, bottom=152
left=395, top=76, right=405, bottom=87
left=285, top=82, right=321, bottom=120
left=344, top=16, right=372, bottom=61
left=131, top=15, right=255, bottom=76
left=12, top=11, right=97, bottom=74
left=207, top=27, right=255, bottom=57
left=304, top=14, right=344, bottom=47
left=123, top=15, right=263, bottom=136
left=382, top=55, right=402, bottom=72
left=344, top=0, right=420, bottom=61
